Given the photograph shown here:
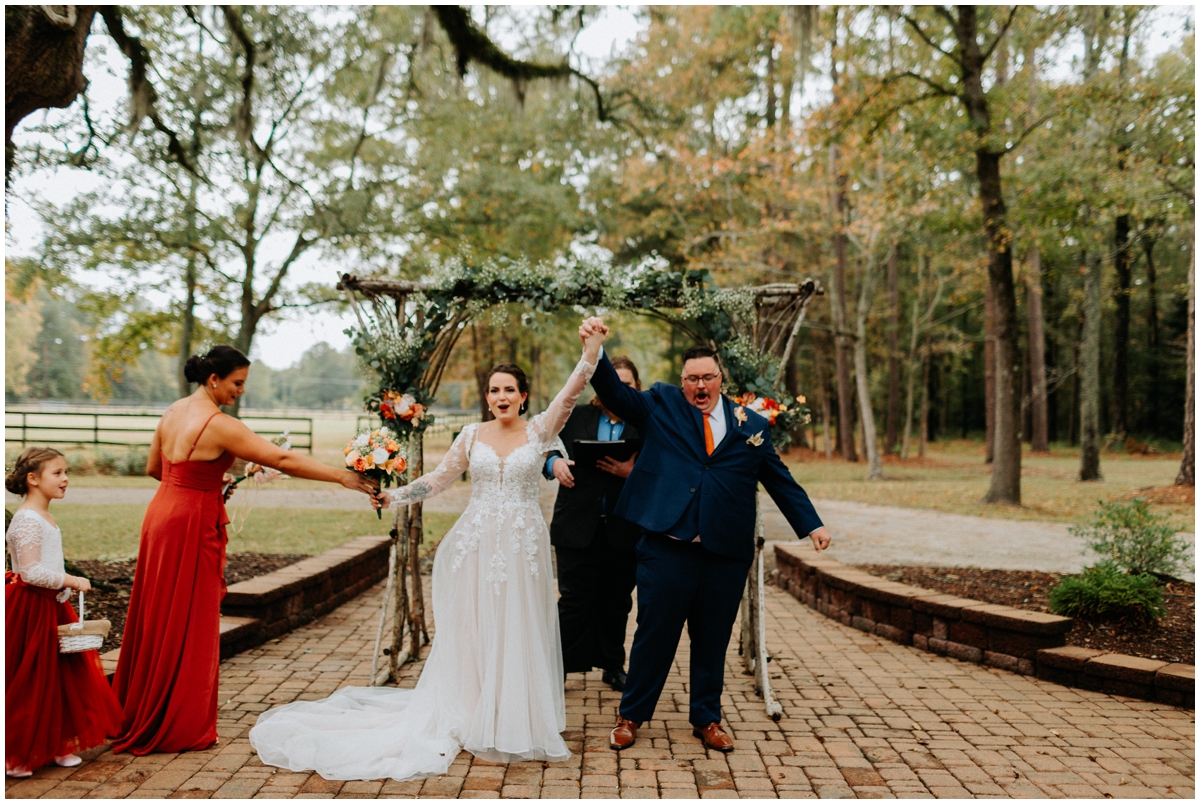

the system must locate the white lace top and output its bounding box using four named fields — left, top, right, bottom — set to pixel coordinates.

left=6, top=508, right=69, bottom=599
left=387, top=351, right=598, bottom=511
